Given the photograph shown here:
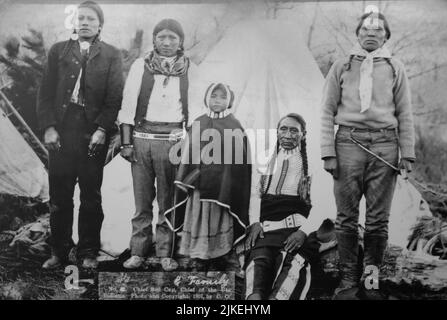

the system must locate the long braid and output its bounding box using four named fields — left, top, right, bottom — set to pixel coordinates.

left=300, top=138, right=308, bottom=177
left=277, top=113, right=312, bottom=206
left=299, top=135, right=312, bottom=206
